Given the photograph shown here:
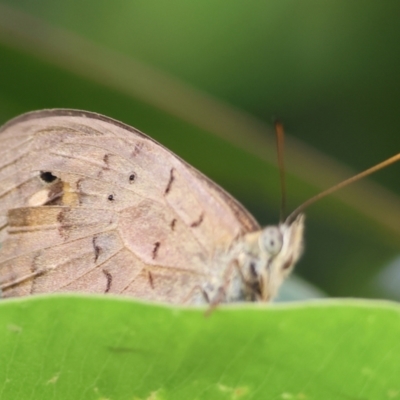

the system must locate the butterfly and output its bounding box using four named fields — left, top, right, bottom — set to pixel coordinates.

left=0, top=110, right=397, bottom=304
